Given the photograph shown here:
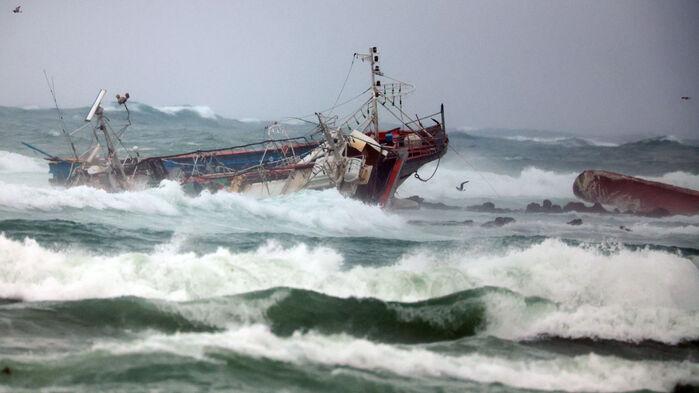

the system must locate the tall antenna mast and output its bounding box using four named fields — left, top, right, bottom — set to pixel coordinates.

left=43, top=70, right=79, bottom=160
left=356, top=47, right=382, bottom=141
